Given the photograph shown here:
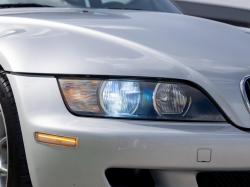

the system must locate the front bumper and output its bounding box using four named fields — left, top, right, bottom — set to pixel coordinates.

left=8, top=74, right=250, bottom=187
